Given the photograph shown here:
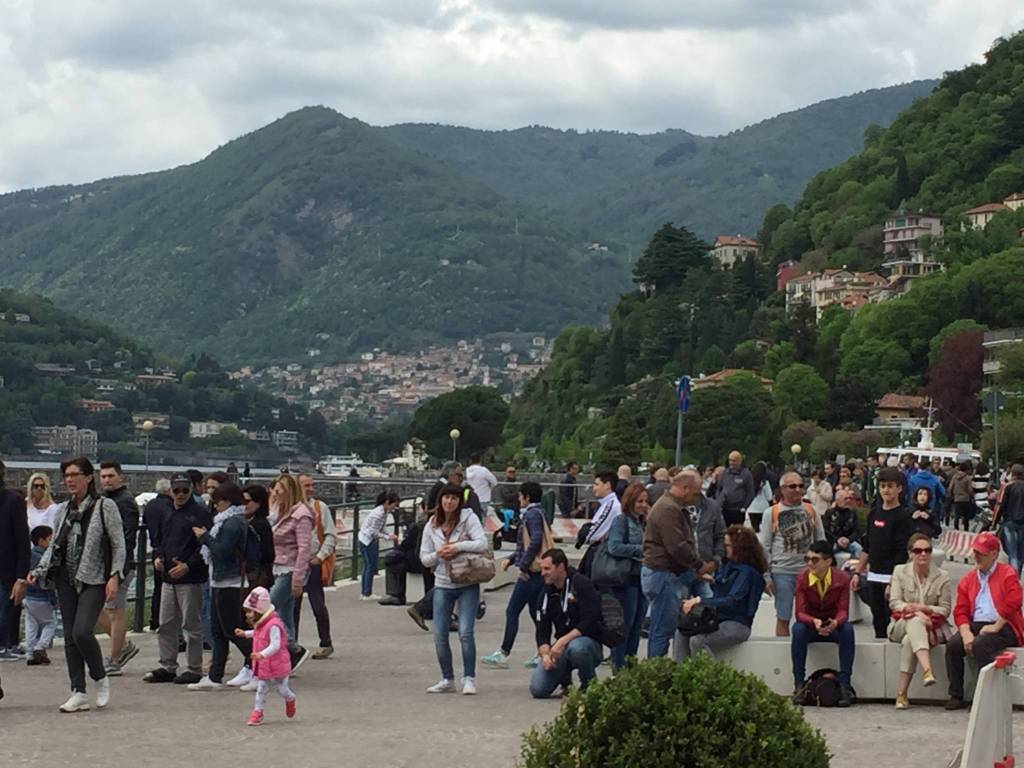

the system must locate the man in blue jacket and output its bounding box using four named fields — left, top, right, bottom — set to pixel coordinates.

left=143, top=473, right=212, bottom=685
